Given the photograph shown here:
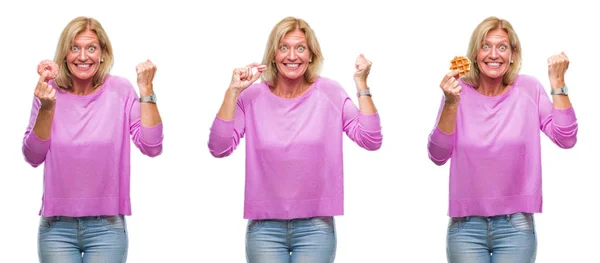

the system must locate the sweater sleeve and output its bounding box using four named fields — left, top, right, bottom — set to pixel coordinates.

left=427, top=96, right=455, bottom=166
left=208, top=99, right=246, bottom=158
left=22, top=97, right=50, bottom=167
left=129, top=89, right=164, bottom=157
left=341, top=98, right=382, bottom=151
left=538, top=84, right=578, bottom=149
